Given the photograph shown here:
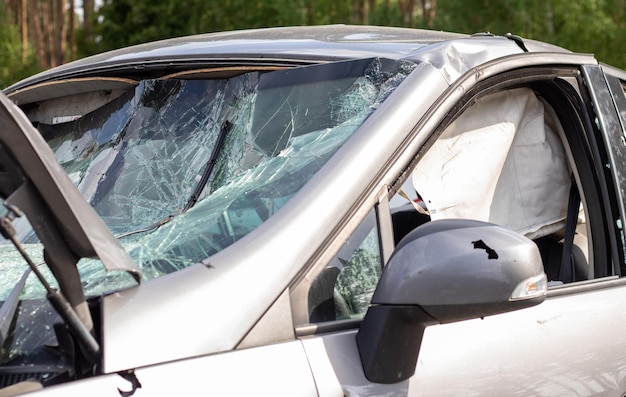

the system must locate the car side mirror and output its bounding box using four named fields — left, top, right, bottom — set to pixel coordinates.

left=356, top=219, right=547, bottom=384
